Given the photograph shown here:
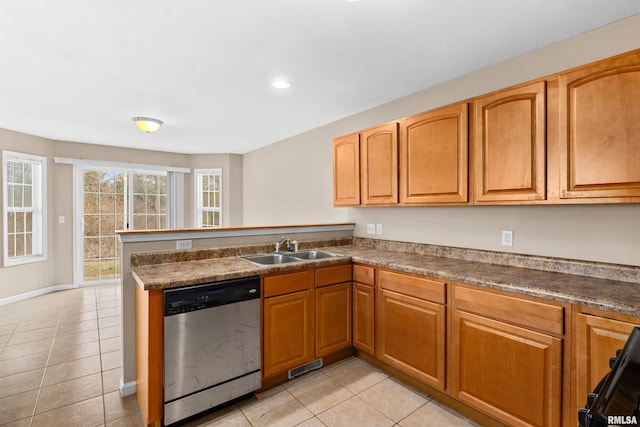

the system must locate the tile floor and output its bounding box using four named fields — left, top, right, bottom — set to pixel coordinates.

left=0, top=284, right=478, bottom=427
